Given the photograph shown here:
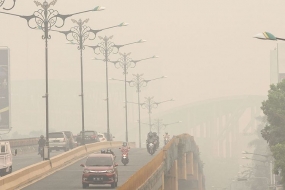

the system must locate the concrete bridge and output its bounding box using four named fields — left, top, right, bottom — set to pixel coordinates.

left=0, top=134, right=204, bottom=190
